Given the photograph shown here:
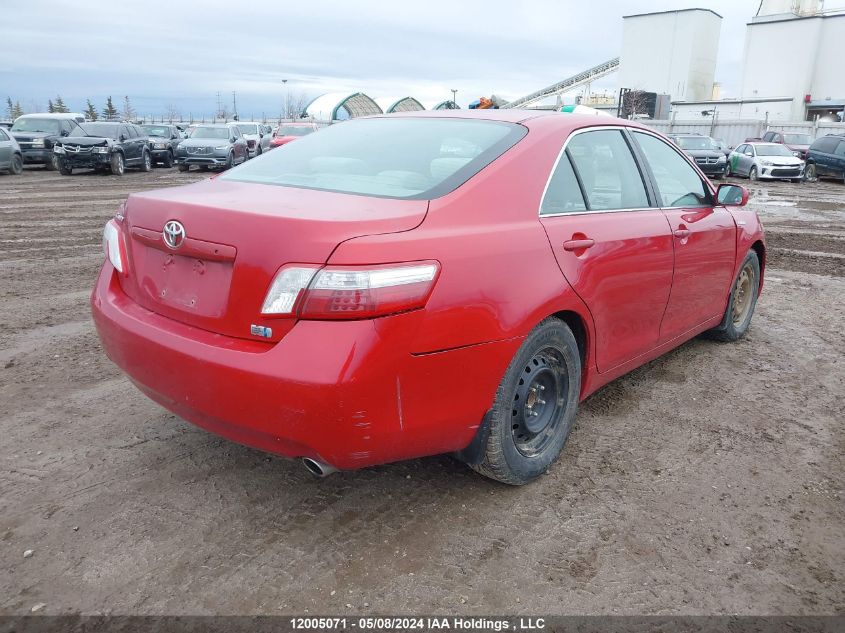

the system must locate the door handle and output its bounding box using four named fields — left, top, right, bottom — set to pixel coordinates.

left=673, top=228, right=691, bottom=239
left=563, top=238, right=595, bottom=251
